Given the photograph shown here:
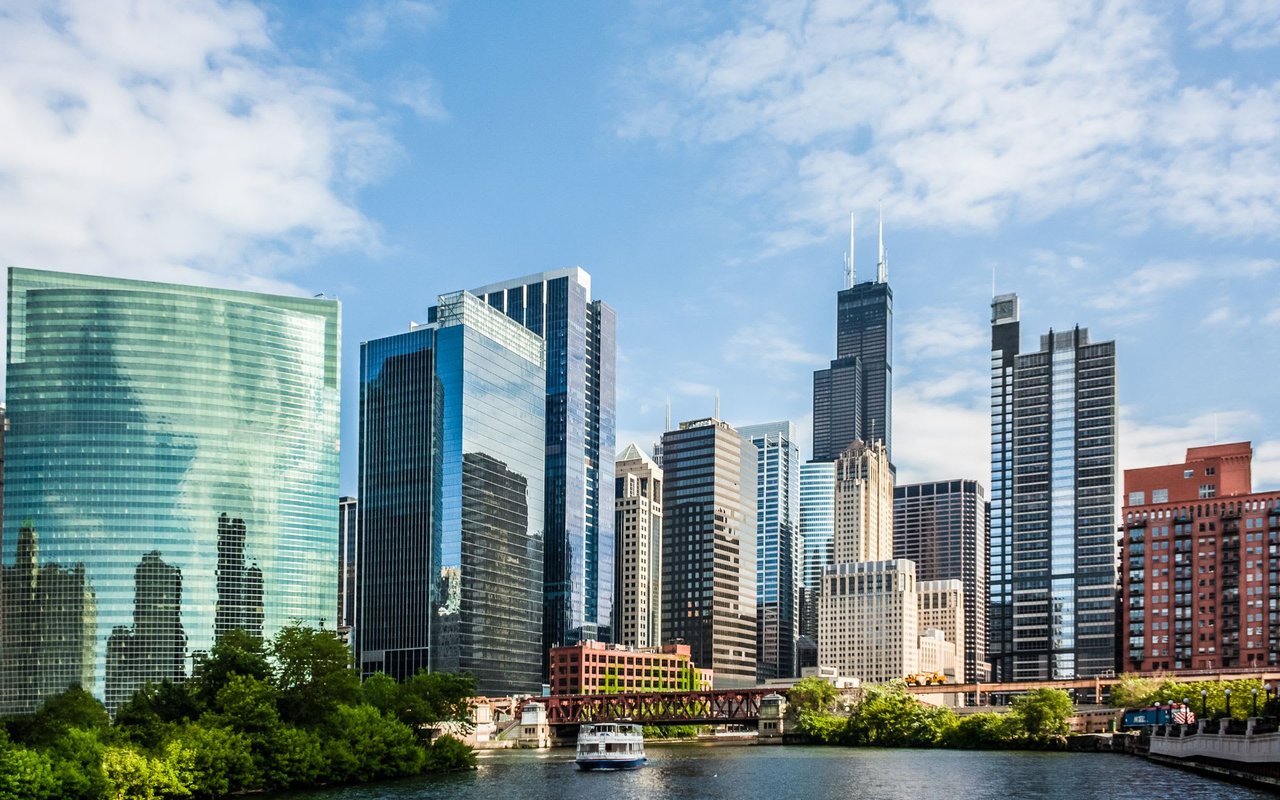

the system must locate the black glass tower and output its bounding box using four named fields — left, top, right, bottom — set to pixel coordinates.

left=813, top=227, right=892, bottom=463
